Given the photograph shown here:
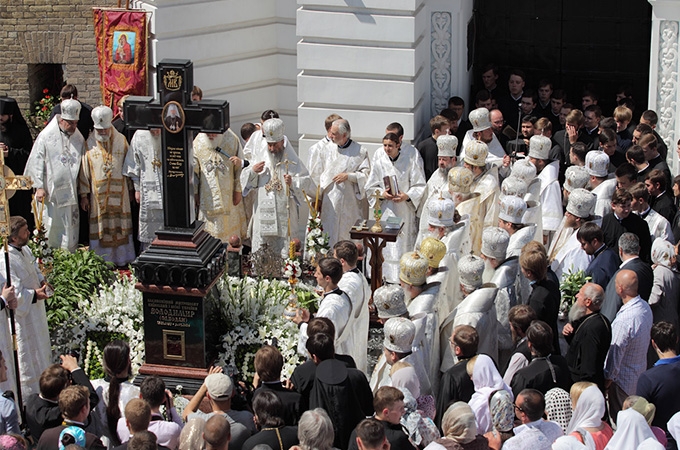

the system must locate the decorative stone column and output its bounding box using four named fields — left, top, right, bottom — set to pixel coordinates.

left=648, top=0, right=680, bottom=172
